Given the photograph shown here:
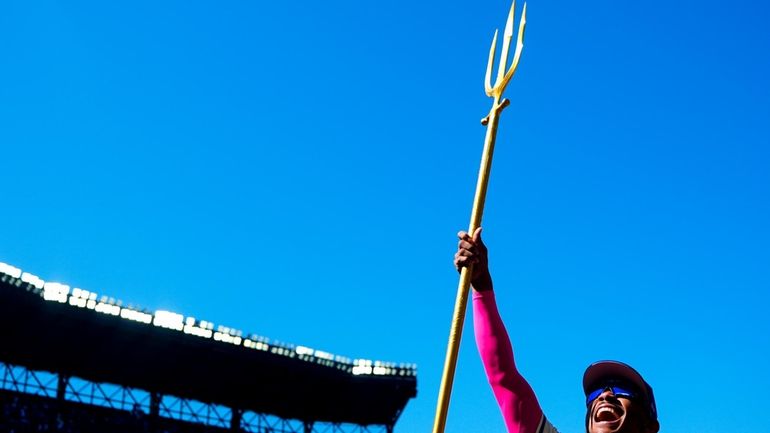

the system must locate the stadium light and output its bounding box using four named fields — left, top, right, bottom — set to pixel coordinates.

left=95, top=302, right=121, bottom=316
left=213, top=331, right=241, bottom=345
left=335, top=355, right=351, bottom=364
left=244, top=339, right=269, bottom=351
left=153, top=310, right=184, bottom=331
left=68, top=287, right=94, bottom=309
left=120, top=308, right=153, bottom=324
left=2, top=260, right=420, bottom=379
left=69, top=297, right=87, bottom=308
left=43, top=282, right=69, bottom=303
left=22, top=272, right=45, bottom=290
left=184, top=317, right=214, bottom=338
left=296, top=346, right=313, bottom=356
left=352, top=365, right=373, bottom=375
left=0, top=262, right=22, bottom=279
